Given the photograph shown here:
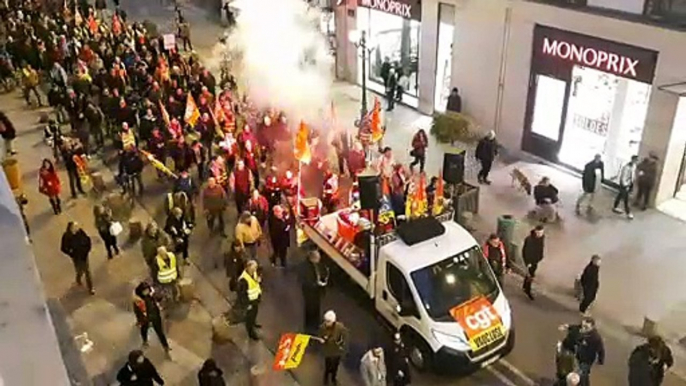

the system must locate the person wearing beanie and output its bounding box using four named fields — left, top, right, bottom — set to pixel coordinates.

left=318, top=310, right=349, bottom=385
